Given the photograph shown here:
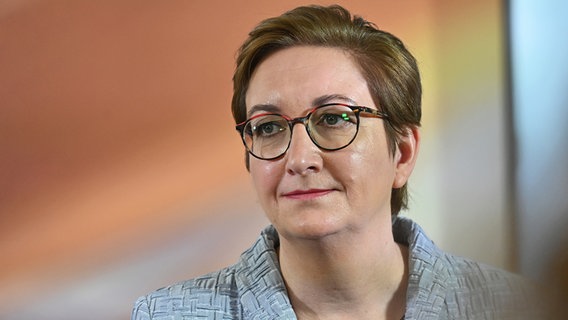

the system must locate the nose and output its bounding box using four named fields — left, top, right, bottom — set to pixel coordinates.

left=285, top=124, right=322, bottom=175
